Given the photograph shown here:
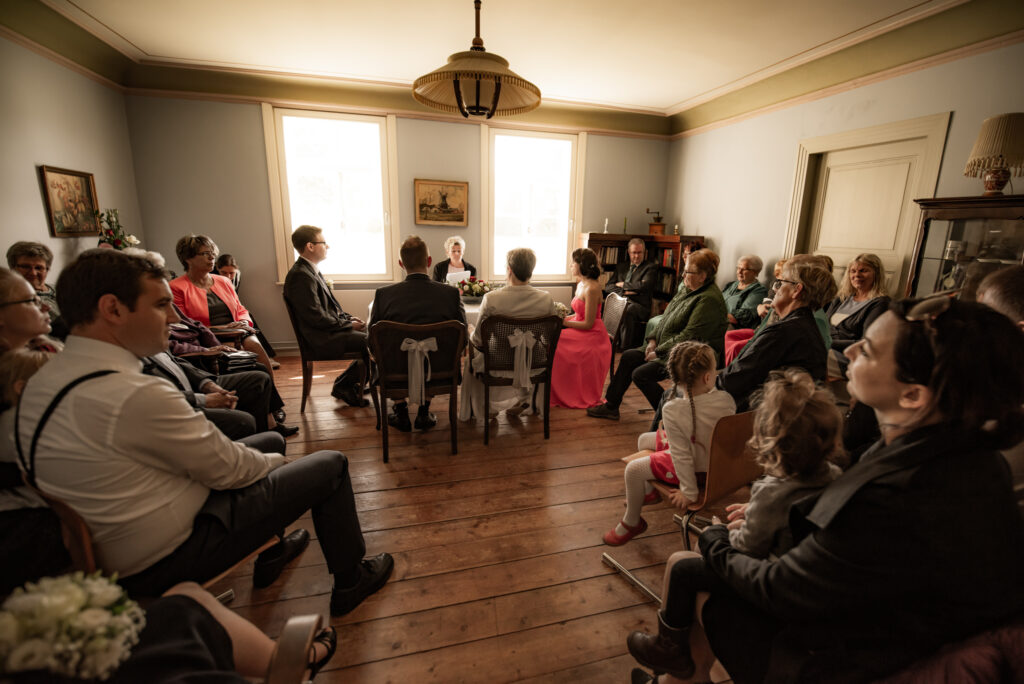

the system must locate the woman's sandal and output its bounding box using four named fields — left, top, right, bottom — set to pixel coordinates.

left=602, top=517, right=648, bottom=546
left=308, top=626, right=337, bottom=679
